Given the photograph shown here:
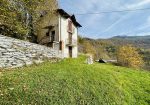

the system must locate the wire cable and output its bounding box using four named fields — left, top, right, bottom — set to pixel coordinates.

left=74, top=7, right=150, bottom=15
